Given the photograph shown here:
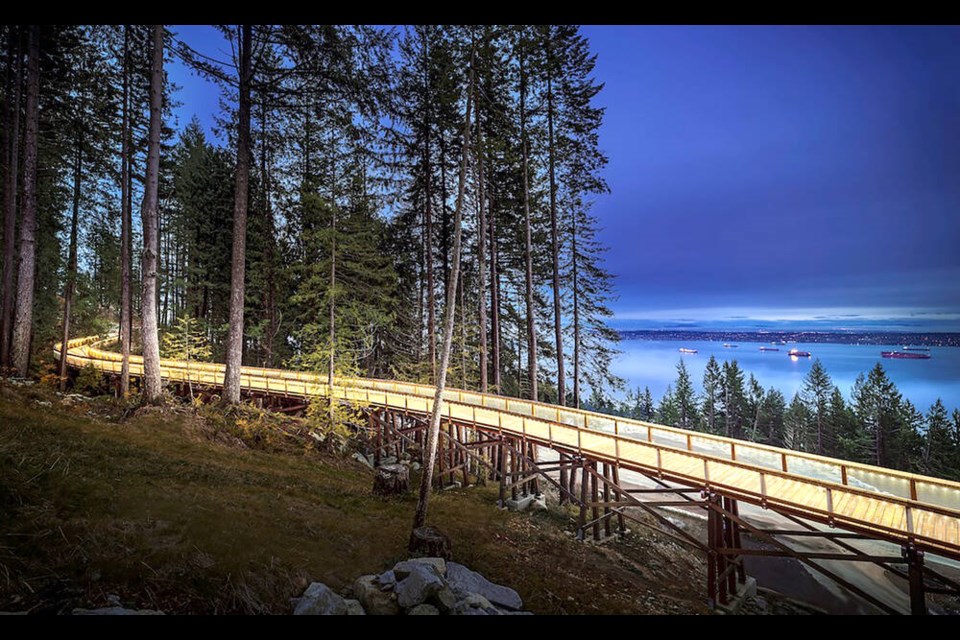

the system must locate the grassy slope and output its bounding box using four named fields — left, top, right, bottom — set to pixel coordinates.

left=0, top=382, right=709, bottom=614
